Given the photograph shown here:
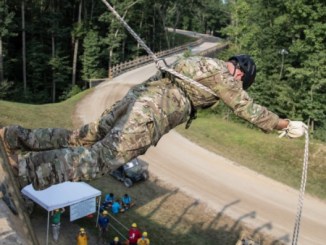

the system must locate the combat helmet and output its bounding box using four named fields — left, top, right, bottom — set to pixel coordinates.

left=228, top=54, right=256, bottom=90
